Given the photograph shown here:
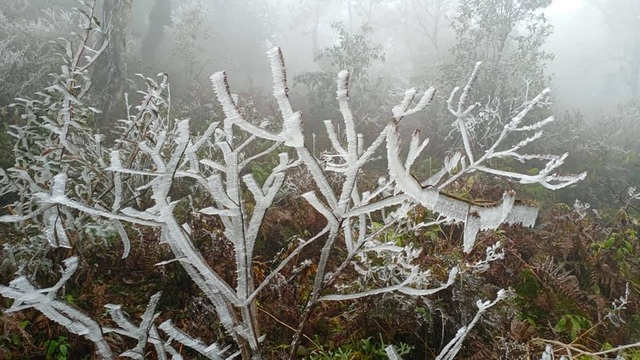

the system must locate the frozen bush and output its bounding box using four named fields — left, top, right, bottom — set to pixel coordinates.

left=0, top=2, right=585, bottom=359
left=0, top=7, right=76, bottom=105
